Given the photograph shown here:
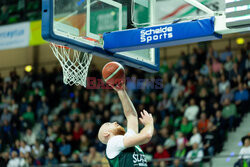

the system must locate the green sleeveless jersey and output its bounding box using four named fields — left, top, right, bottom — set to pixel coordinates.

left=106, top=145, right=148, bottom=167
